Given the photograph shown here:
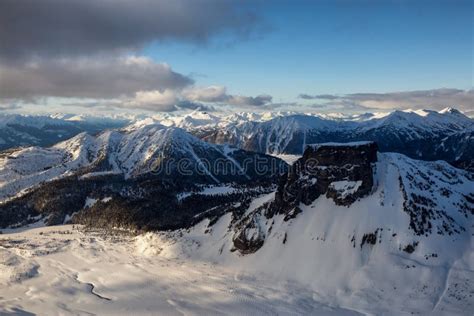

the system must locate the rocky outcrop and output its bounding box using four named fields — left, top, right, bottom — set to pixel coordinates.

left=267, top=142, right=378, bottom=217
left=231, top=214, right=266, bottom=255
left=232, top=142, right=378, bottom=254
